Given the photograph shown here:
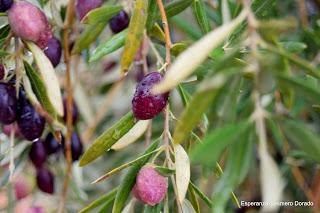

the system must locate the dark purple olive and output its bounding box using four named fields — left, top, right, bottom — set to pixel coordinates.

left=0, top=0, right=13, bottom=12
left=63, top=132, right=83, bottom=162
left=0, top=82, right=17, bottom=124
left=0, top=64, right=4, bottom=80
left=109, top=10, right=129, bottom=34
left=63, top=98, right=79, bottom=124
left=29, top=139, right=47, bottom=168
left=44, top=37, right=62, bottom=67
left=132, top=72, right=169, bottom=120
left=36, top=167, right=54, bottom=194
left=17, top=91, right=45, bottom=141
left=44, top=133, right=61, bottom=155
